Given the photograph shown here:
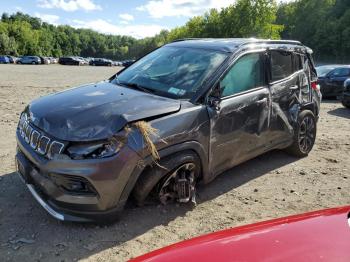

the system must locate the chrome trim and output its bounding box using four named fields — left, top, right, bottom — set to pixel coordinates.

left=38, top=136, right=50, bottom=155
left=30, top=130, right=40, bottom=149
left=21, top=121, right=28, bottom=137
left=26, top=184, right=65, bottom=221
left=47, top=141, right=65, bottom=159
left=25, top=125, right=33, bottom=143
